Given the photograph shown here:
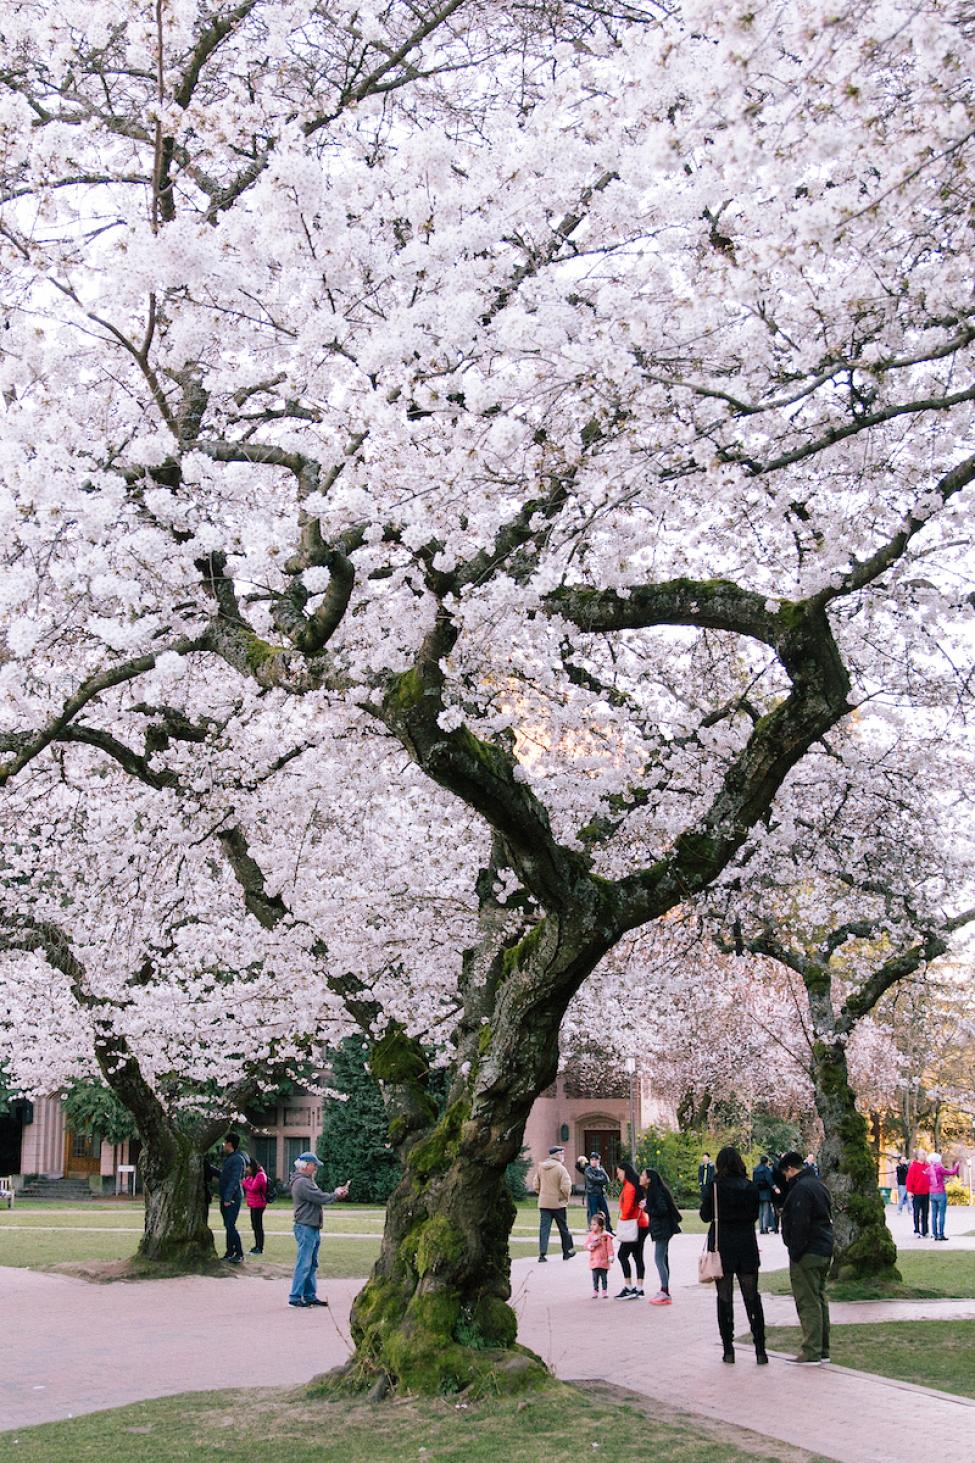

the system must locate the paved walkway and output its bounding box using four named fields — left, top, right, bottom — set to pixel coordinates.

left=2, top=1208, right=974, bottom=1461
